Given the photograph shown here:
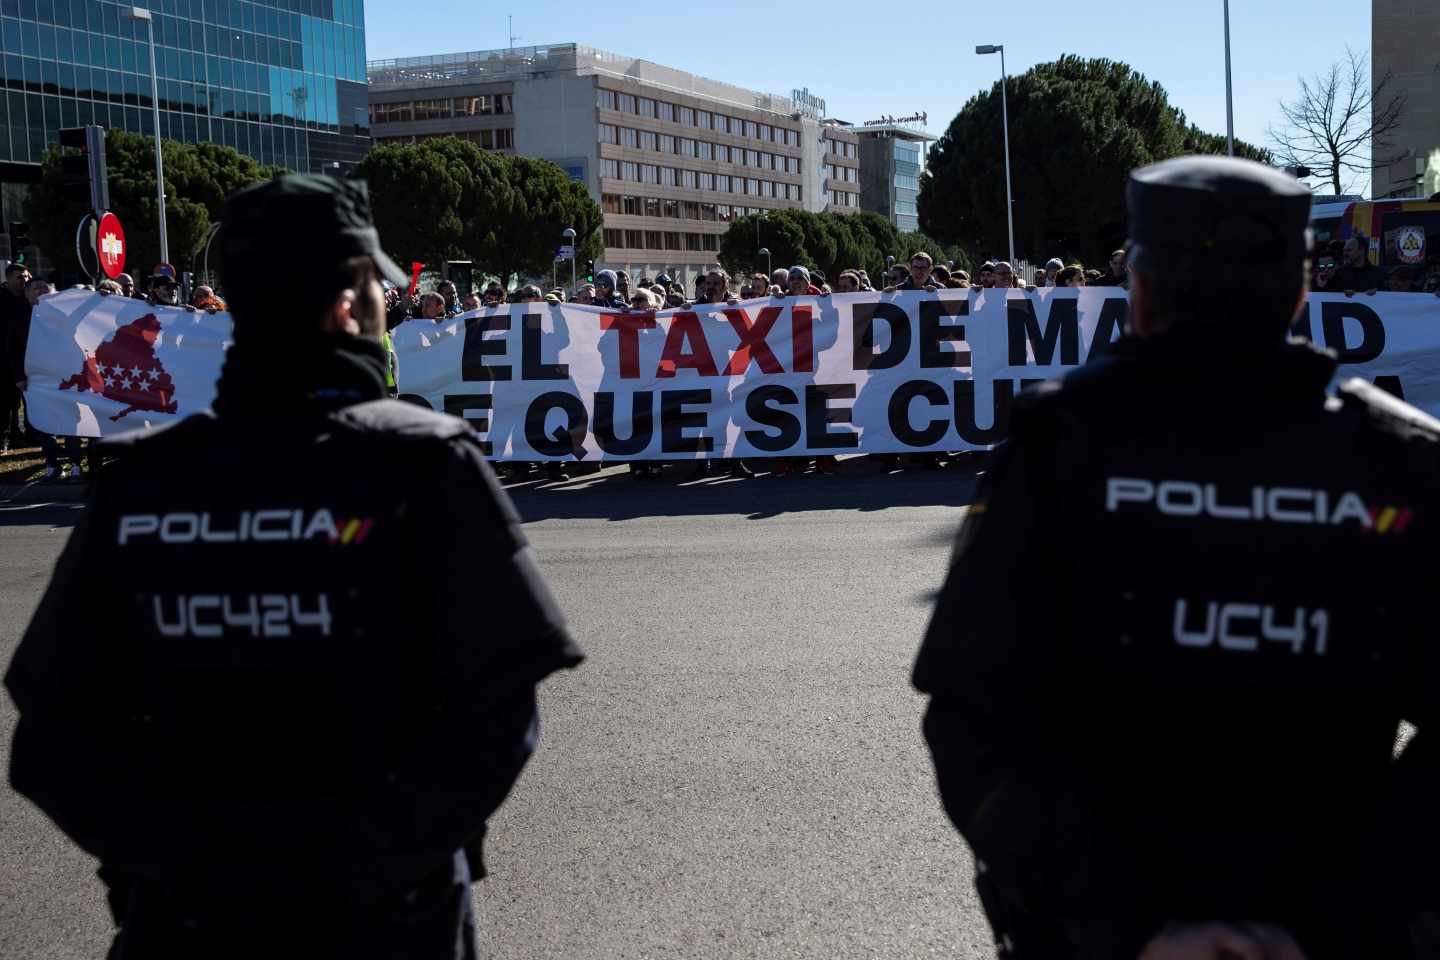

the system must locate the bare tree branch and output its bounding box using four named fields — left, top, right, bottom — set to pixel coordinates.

left=1268, top=46, right=1408, bottom=196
